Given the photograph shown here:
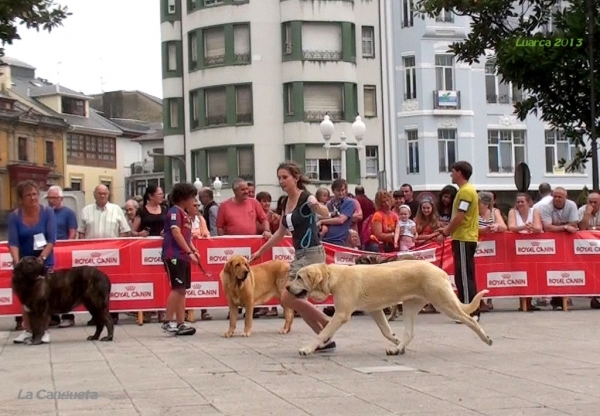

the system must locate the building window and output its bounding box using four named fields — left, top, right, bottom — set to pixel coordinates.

left=304, top=83, right=344, bottom=122
left=233, top=24, right=251, bottom=64
left=66, top=133, right=116, bottom=169
left=235, top=84, right=253, bottom=123
left=237, top=147, right=254, bottom=182
left=485, top=60, right=523, bottom=104
left=402, top=0, right=414, bottom=28
left=204, top=27, right=226, bottom=66
left=403, top=56, right=417, bottom=99
left=45, top=141, right=55, bottom=165
left=205, top=86, right=227, bottom=126
left=283, top=23, right=293, bottom=55
left=169, top=99, right=179, bottom=128
left=544, top=129, right=581, bottom=174
left=488, top=130, right=526, bottom=173
left=407, top=130, right=419, bottom=174
left=435, top=8, right=454, bottom=23
left=190, top=90, right=199, bottom=129
left=205, top=0, right=224, bottom=5
left=285, top=84, right=294, bottom=115
left=361, top=26, right=375, bottom=58
left=167, top=0, right=176, bottom=13
left=168, top=43, right=177, bottom=71
left=203, top=146, right=254, bottom=185
left=62, top=97, right=86, bottom=116
left=365, top=146, right=378, bottom=177
left=189, top=31, right=198, bottom=70
left=207, top=148, right=229, bottom=185
left=438, top=129, right=456, bottom=172
left=302, top=22, right=343, bottom=61
left=435, top=55, right=454, bottom=91
left=70, top=178, right=82, bottom=191
left=305, top=158, right=342, bottom=182
left=363, top=86, right=377, bottom=117
left=17, top=137, right=28, bottom=162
